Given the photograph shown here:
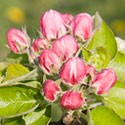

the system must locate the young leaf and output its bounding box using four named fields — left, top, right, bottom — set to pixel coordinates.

left=0, top=85, right=42, bottom=118
left=108, top=52, right=125, bottom=82
left=82, top=46, right=110, bottom=70
left=91, top=106, right=124, bottom=125
left=5, top=51, right=29, bottom=65
left=87, top=14, right=117, bottom=60
left=51, top=103, right=62, bottom=122
left=0, top=62, right=9, bottom=76
left=93, top=12, right=102, bottom=29
left=0, top=76, right=4, bottom=84
left=92, top=47, right=110, bottom=70
left=3, top=116, right=25, bottom=125
left=4, top=64, right=29, bottom=81
left=81, top=46, right=92, bottom=63
left=23, top=108, right=50, bottom=125
left=103, top=80, right=125, bottom=118
left=115, top=37, right=125, bottom=53
left=21, top=80, right=42, bottom=89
